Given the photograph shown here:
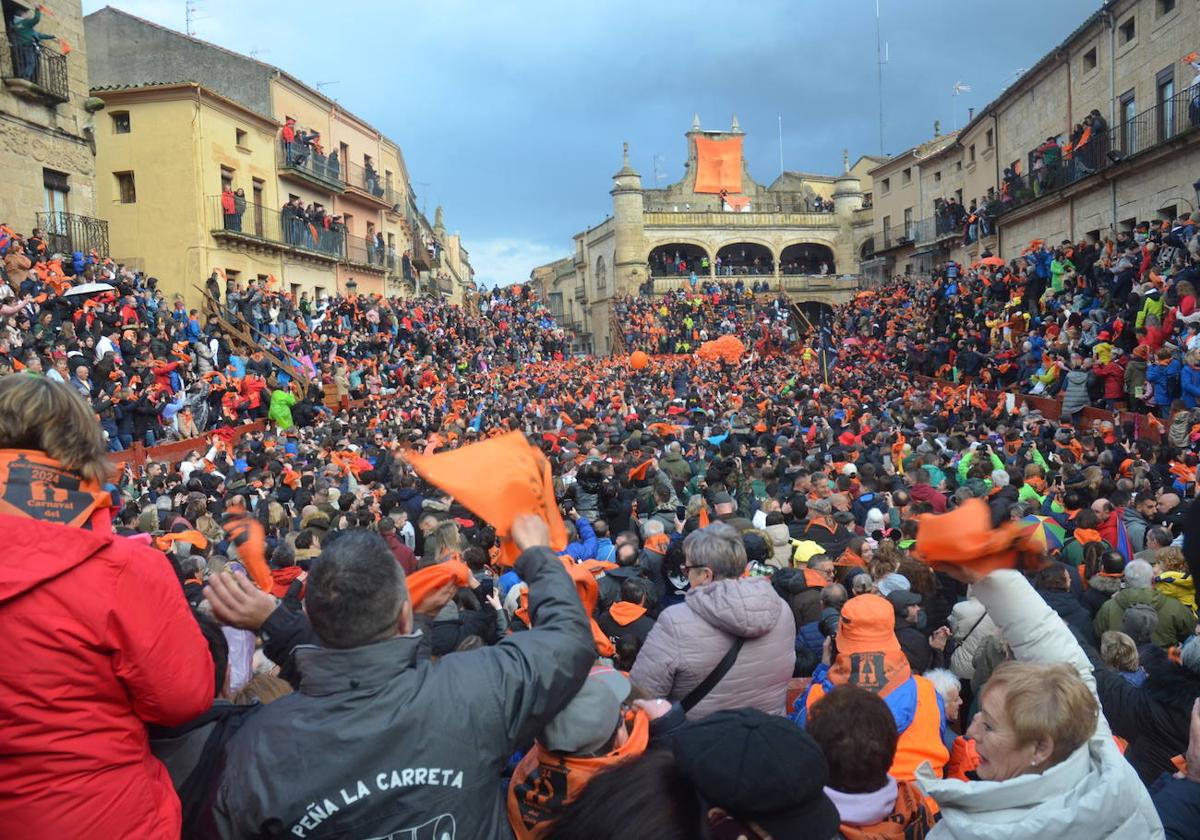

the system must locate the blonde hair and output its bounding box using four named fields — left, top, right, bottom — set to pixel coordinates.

left=1100, top=631, right=1140, bottom=673
left=0, top=374, right=109, bottom=484
left=984, top=661, right=1098, bottom=764
left=1156, top=546, right=1187, bottom=573
left=232, top=673, right=293, bottom=705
